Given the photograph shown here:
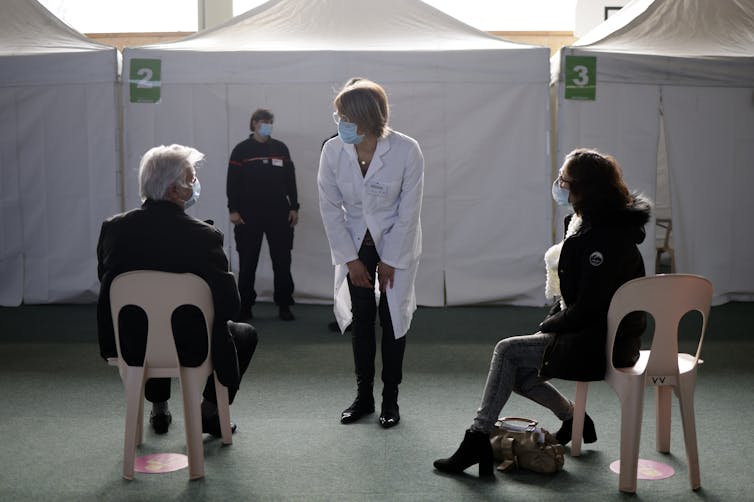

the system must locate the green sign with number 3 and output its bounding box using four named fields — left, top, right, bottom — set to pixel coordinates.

left=564, top=56, right=596, bottom=101
left=129, top=59, right=161, bottom=103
